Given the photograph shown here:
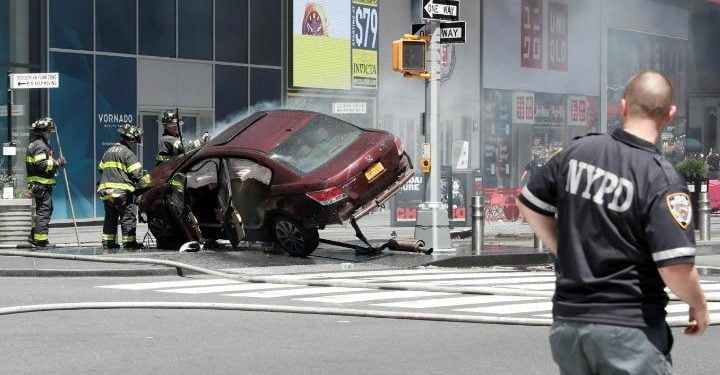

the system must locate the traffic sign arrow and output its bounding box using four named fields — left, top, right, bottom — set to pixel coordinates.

left=422, top=0, right=460, bottom=22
